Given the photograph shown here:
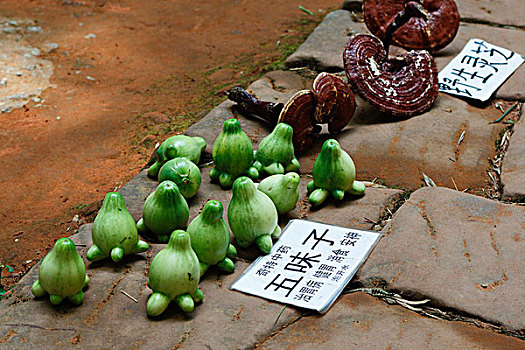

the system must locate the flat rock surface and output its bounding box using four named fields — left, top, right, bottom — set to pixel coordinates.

left=301, top=93, right=504, bottom=189
left=457, top=0, right=525, bottom=27
left=357, top=187, right=525, bottom=332
left=257, top=292, right=524, bottom=349
left=0, top=225, right=302, bottom=349
left=285, top=10, right=367, bottom=72
left=0, top=177, right=404, bottom=349
left=184, top=69, right=505, bottom=190
left=118, top=166, right=400, bottom=260
left=501, top=108, right=525, bottom=201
